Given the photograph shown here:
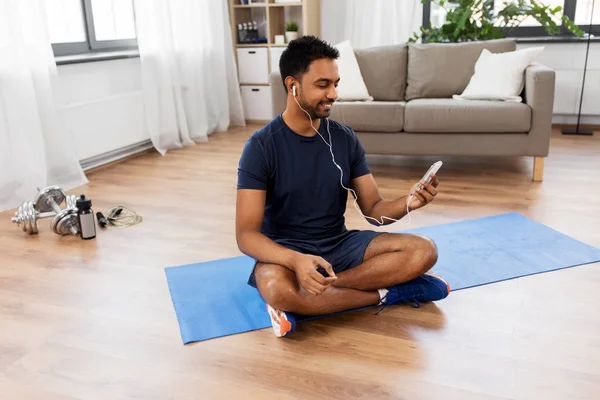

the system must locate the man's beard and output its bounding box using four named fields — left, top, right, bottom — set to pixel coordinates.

left=299, top=99, right=333, bottom=119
